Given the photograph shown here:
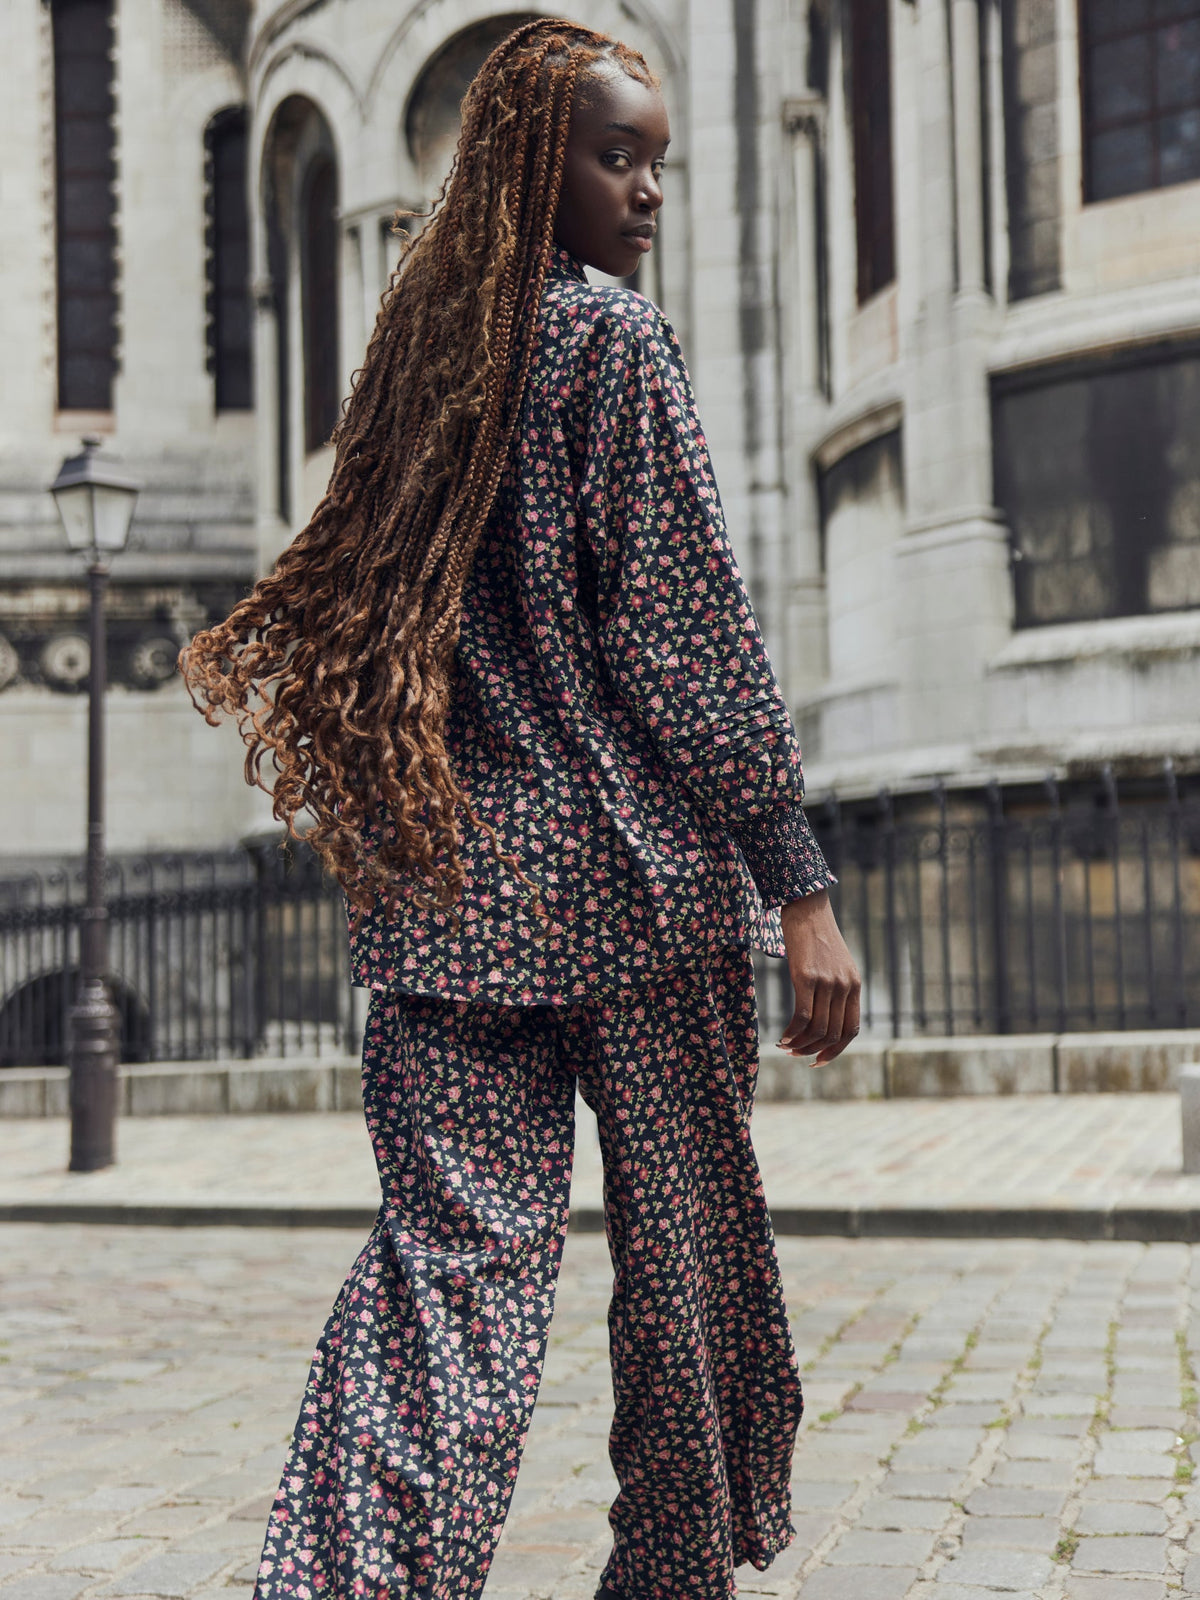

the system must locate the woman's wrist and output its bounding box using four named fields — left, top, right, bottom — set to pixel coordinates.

left=781, top=887, right=830, bottom=923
